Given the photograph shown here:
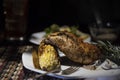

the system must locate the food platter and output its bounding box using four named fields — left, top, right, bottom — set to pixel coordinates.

left=22, top=51, right=120, bottom=79
left=27, top=29, right=120, bottom=79
left=29, top=31, right=91, bottom=45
